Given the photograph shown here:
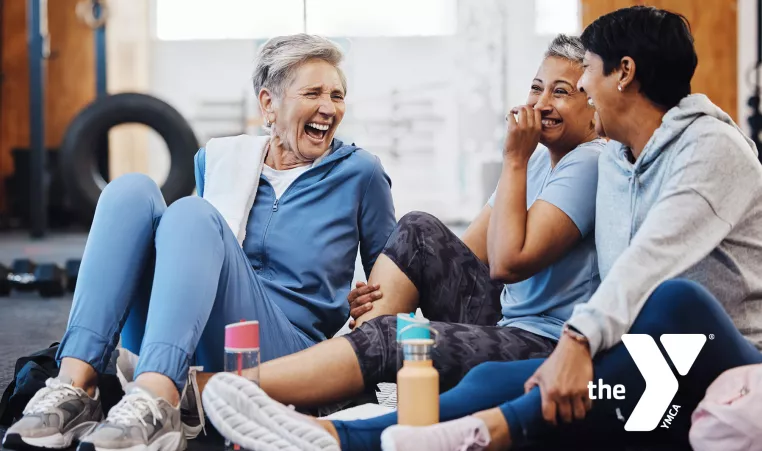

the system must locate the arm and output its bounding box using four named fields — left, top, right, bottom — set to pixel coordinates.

left=488, top=164, right=585, bottom=283
left=461, top=205, right=492, bottom=264
left=567, top=134, right=759, bottom=356
left=194, top=148, right=206, bottom=197
left=487, top=106, right=597, bottom=284
left=358, top=157, right=396, bottom=279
